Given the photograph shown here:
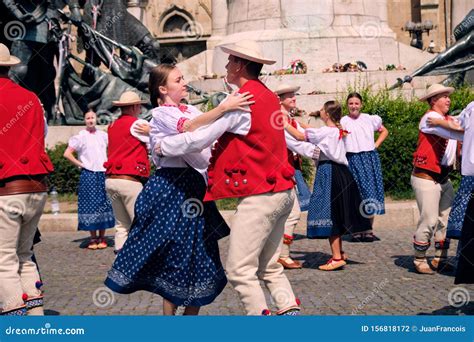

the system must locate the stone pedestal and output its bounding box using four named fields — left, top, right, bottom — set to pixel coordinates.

left=178, top=0, right=435, bottom=80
